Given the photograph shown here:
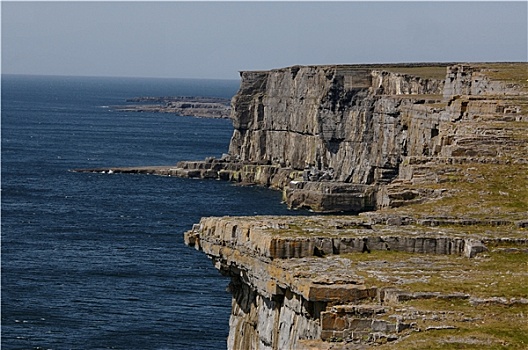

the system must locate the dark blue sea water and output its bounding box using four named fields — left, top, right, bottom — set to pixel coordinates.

left=1, top=75, right=304, bottom=350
